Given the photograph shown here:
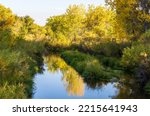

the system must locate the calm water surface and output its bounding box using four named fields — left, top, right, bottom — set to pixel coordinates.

left=32, top=55, right=144, bottom=99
